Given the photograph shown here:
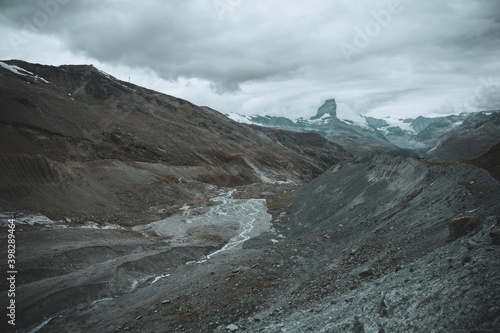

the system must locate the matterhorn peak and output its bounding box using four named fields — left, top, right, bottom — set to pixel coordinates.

left=311, top=98, right=337, bottom=120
